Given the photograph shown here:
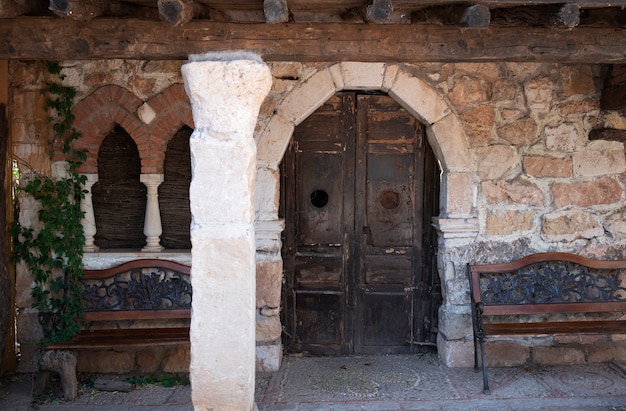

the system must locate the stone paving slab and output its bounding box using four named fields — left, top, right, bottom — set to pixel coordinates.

left=2, top=353, right=626, bottom=410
